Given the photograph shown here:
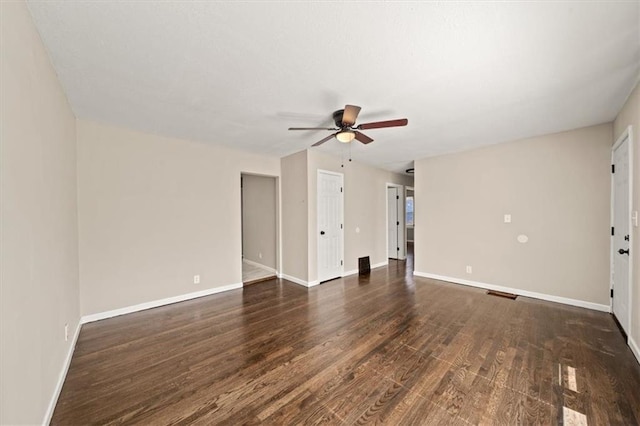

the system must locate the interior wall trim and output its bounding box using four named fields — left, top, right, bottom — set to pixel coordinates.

left=47, top=282, right=246, bottom=423
left=629, top=336, right=640, bottom=366
left=278, top=273, right=319, bottom=287
left=80, top=283, right=243, bottom=324
left=43, top=321, right=82, bottom=426
left=413, top=271, right=610, bottom=312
